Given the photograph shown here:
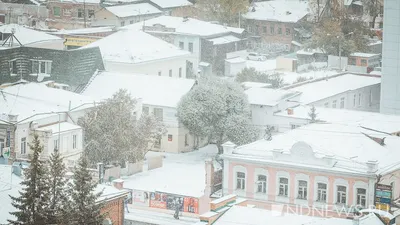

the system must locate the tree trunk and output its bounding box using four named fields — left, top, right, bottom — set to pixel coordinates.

left=372, top=15, right=377, bottom=28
